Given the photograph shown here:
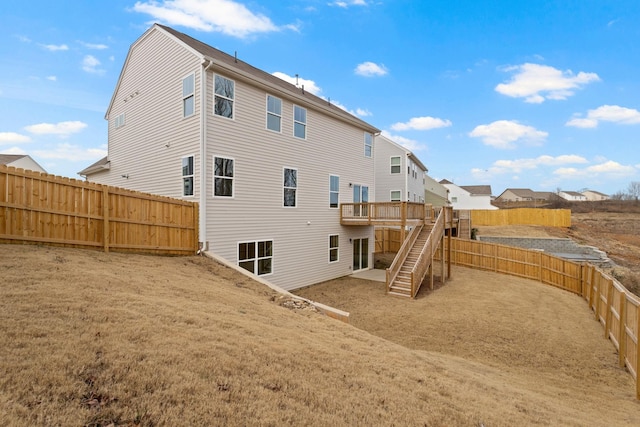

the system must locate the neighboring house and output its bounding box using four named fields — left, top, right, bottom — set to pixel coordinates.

left=374, top=135, right=426, bottom=203
left=79, top=24, right=379, bottom=291
left=0, top=154, right=46, bottom=173
left=424, top=174, right=450, bottom=207
left=559, top=191, right=587, bottom=202
left=439, top=180, right=498, bottom=210
left=495, top=188, right=551, bottom=203
left=582, top=190, right=609, bottom=201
